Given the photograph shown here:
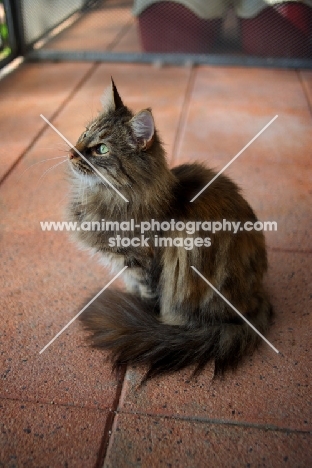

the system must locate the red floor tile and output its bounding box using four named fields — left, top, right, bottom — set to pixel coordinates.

left=0, top=227, right=124, bottom=408
left=175, top=67, right=312, bottom=168
left=221, top=158, right=312, bottom=251
left=0, top=399, right=108, bottom=467
left=104, top=413, right=312, bottom=468
left=172, top=66, right=312, bottom=251
left=0, top=62, right=93, bottom=180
